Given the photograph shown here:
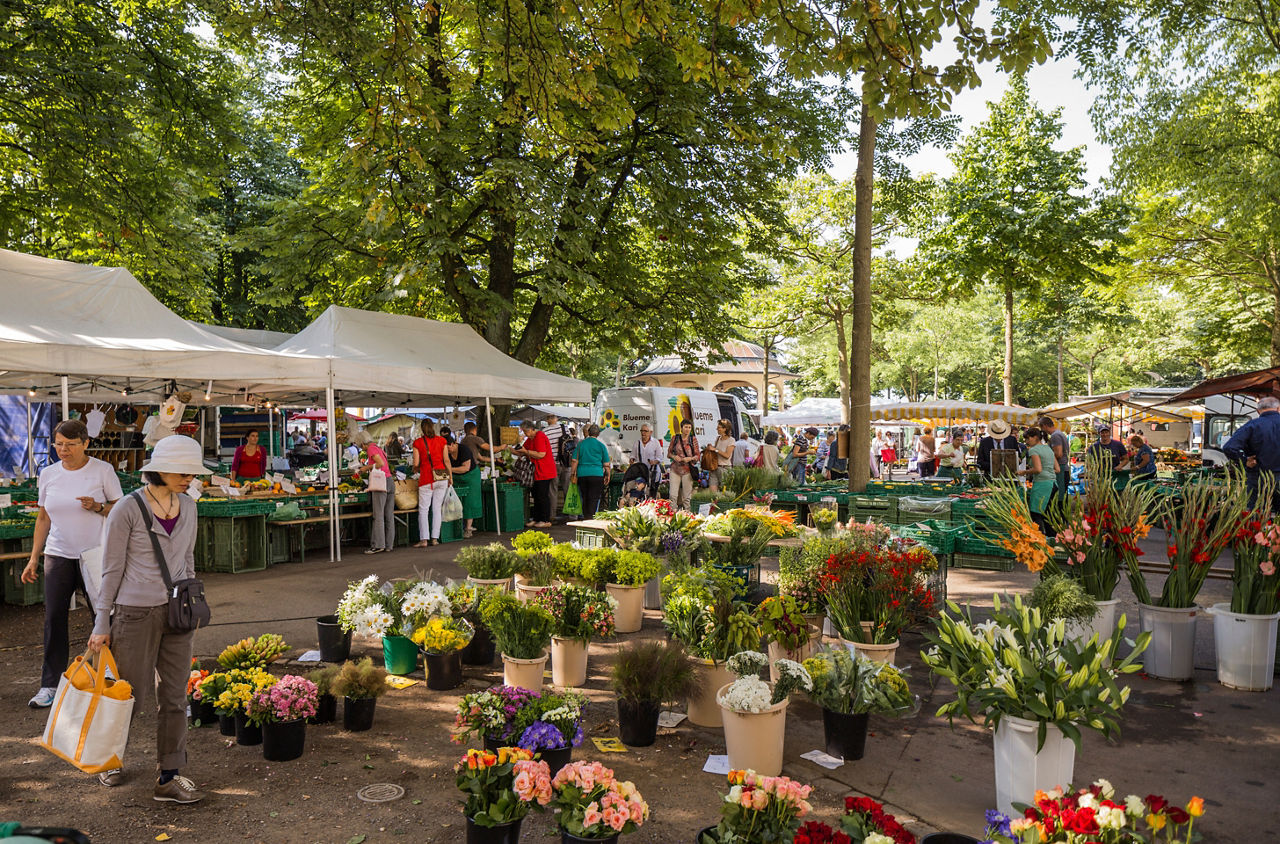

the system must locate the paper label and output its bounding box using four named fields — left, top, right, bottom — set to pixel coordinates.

left=228, top=487, right=243, bottom=497
left=702, top=755, right=731, bottom=775
left=800, top=749, right=845, bottom=769
left=211, top=475, right=230, bottom=487
left=271, top=472, right=284, bottom=485
left=698, top=503, right=712, bottom=517
left=384, top=675, right=418, bottom=690
left=282, top=480, right=297, bottom=494
left=657, top=711, right=686, bottom=728
left=297, top=650, right=322, bottom=662
left=318, top=471, right=330, bottom=484
left=395, top=471, right=406, bottom=481
left=116, top=461, right=126, bottom=470
left=0, top=494, right=10, bottom=508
